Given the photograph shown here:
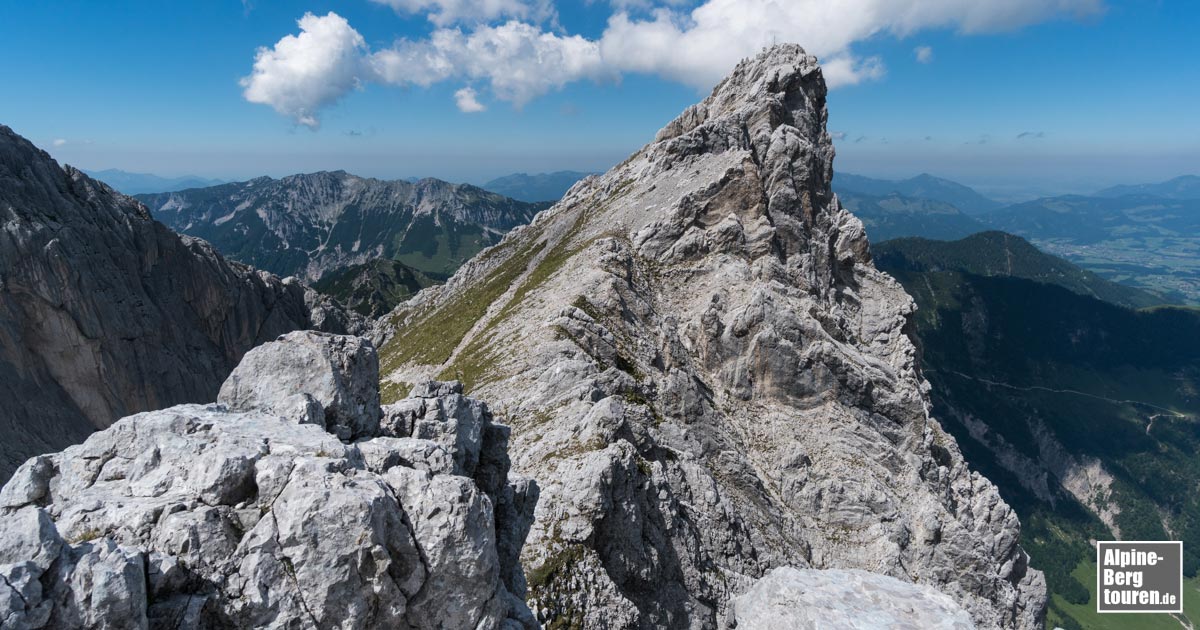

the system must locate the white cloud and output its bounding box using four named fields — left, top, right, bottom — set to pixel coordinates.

left=370, top=21, right=608, bottom=106
left=598, top=0, right=694, bottom=10
left=819, top=55, right=885, bottom=88
left=240, top=12, right=371, bottom=128
left=370, top=0, right=556, bottom=26
left=53, top=139, right=67, bottom=147
left=455, top=87, right=487, bottom=112
left=597, top=0, right=1101, bottom=90
left=243, top=1, right=1104, bottom=126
